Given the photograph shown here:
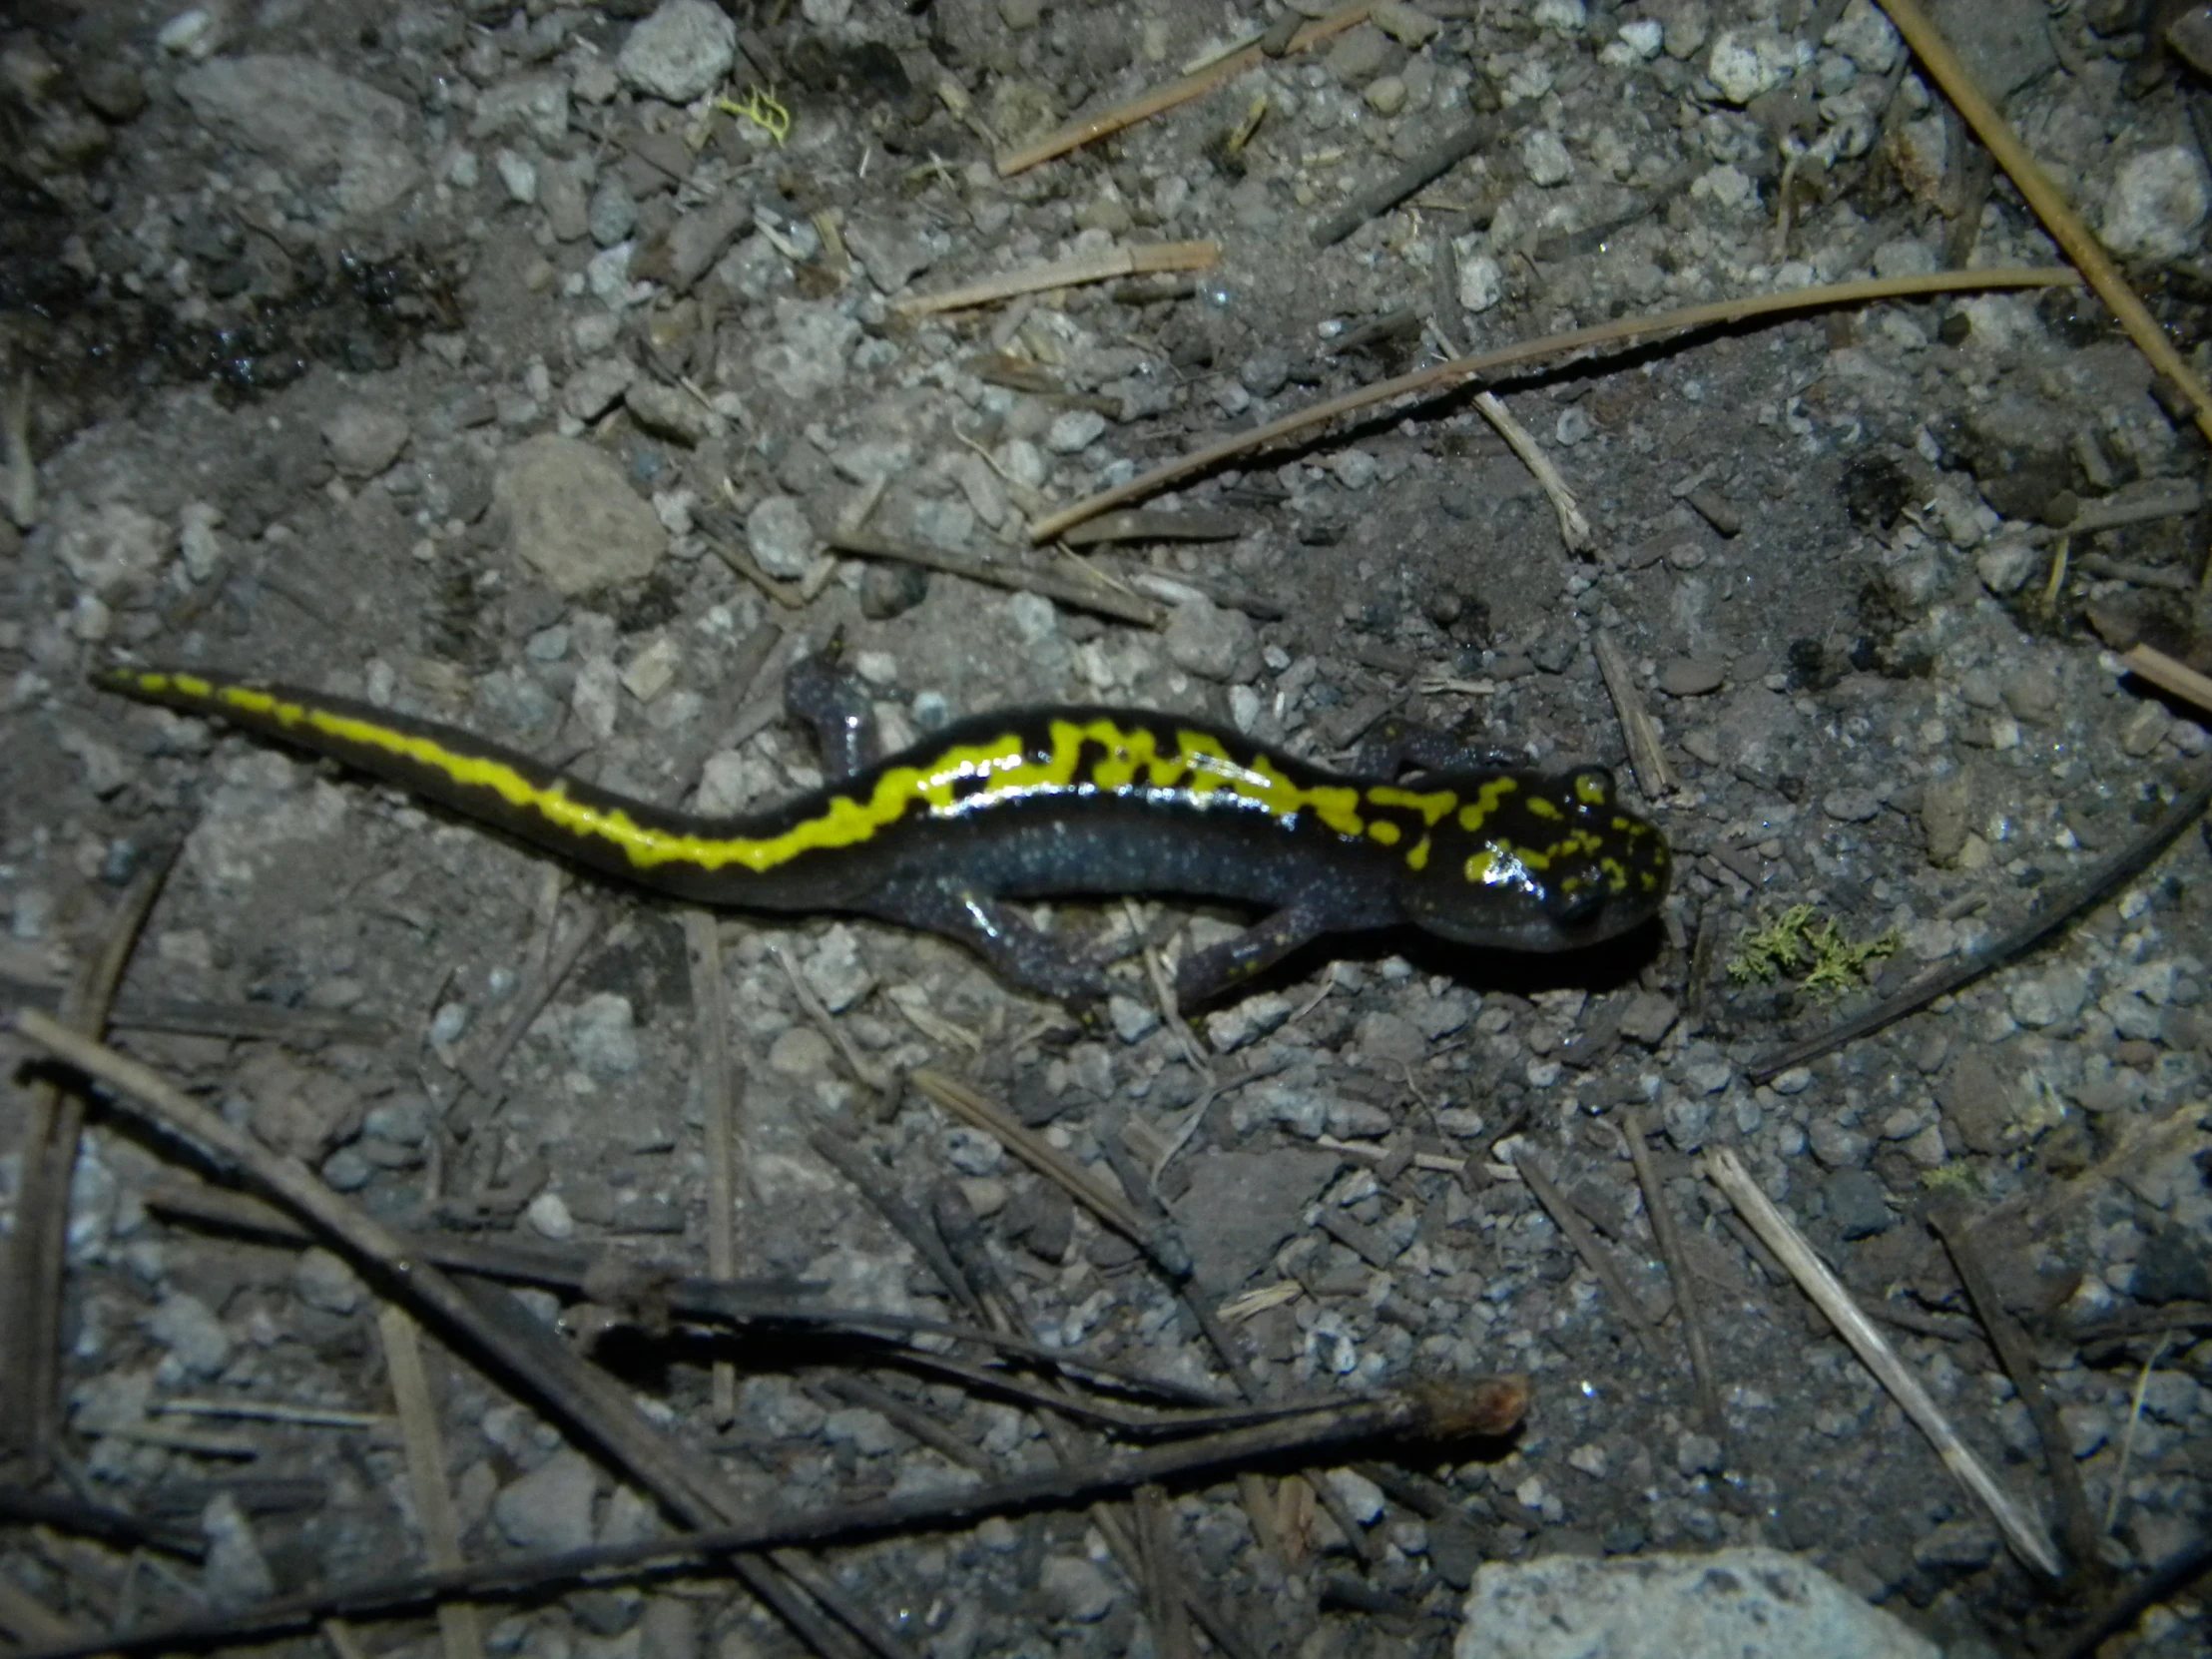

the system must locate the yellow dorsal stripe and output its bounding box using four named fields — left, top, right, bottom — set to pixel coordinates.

left=1366, top=785, right=1458, bottom=826
left=129, top=676, right=1378, bottom=874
